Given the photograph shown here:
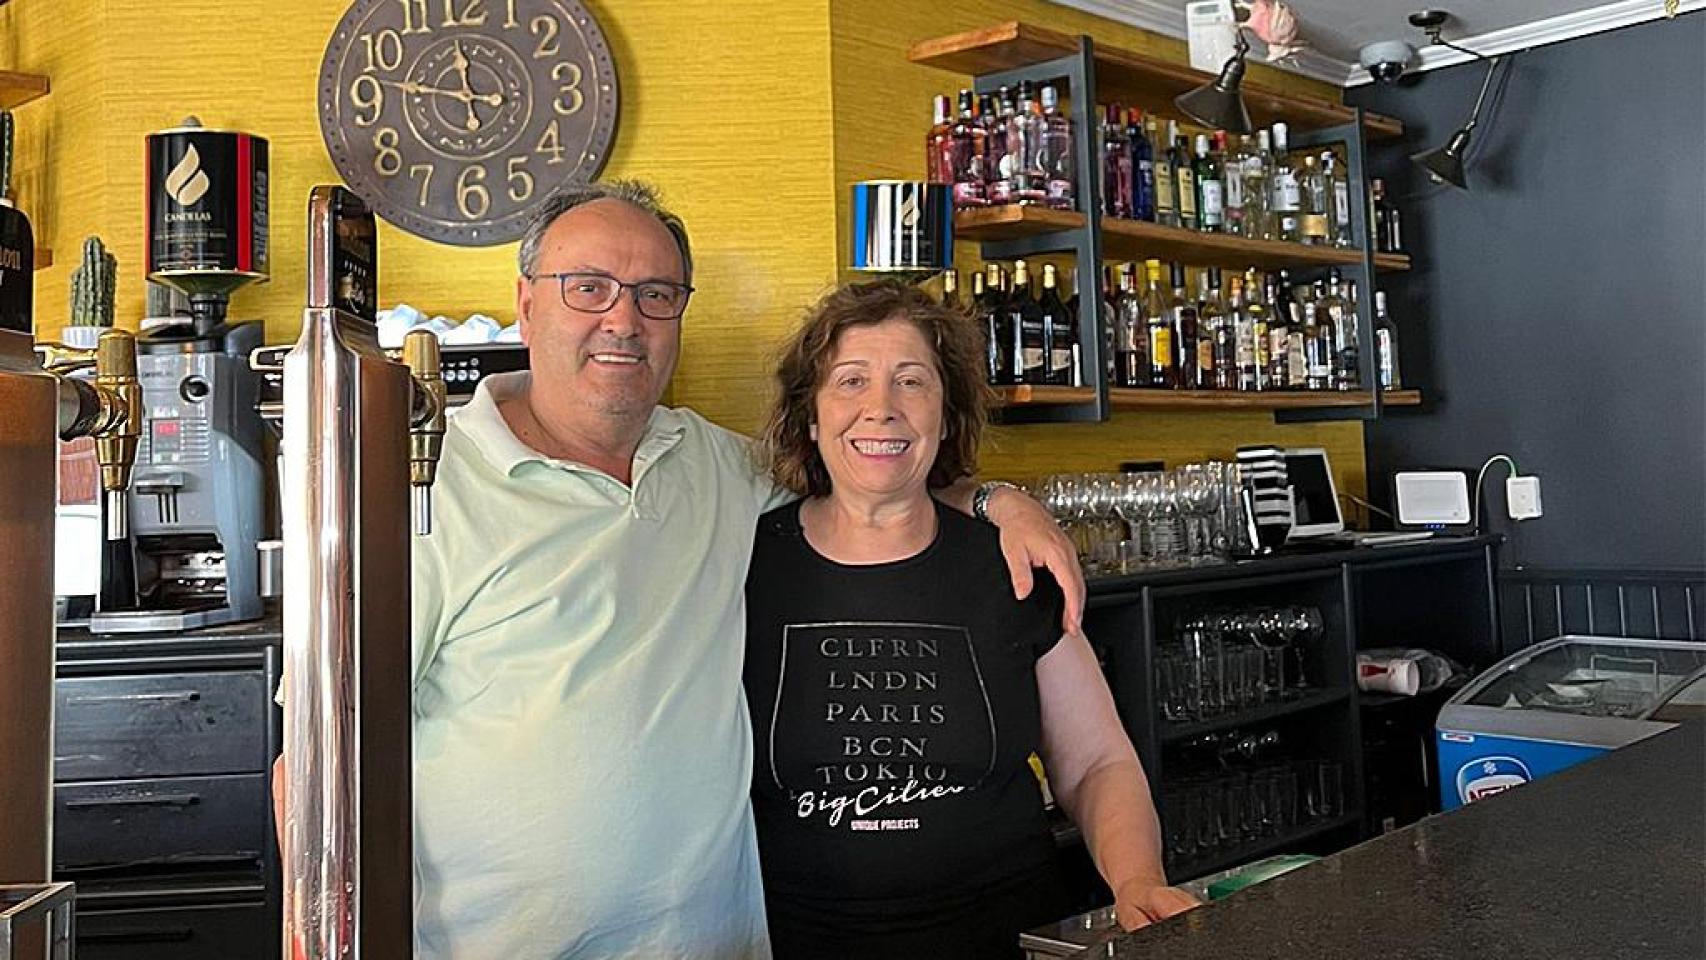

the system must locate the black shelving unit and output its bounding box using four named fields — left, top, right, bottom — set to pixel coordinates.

left=923, top=32, right=1411, bottom=423
left=1081, top=537, right=1501, bottom=882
